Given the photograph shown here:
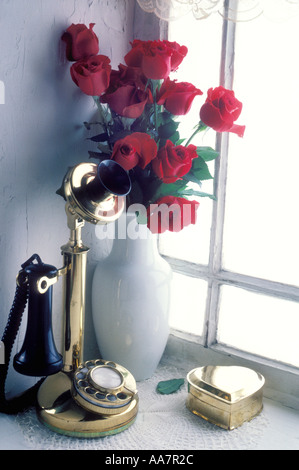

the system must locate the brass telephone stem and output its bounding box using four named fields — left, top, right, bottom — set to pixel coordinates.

left=60, top=204, right=89, bottom=373
left=36, top=164, right=138, bottom=437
